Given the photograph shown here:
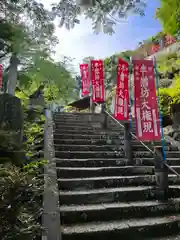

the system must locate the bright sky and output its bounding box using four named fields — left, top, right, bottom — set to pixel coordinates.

left=43, top=0, right=162, bottom=73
